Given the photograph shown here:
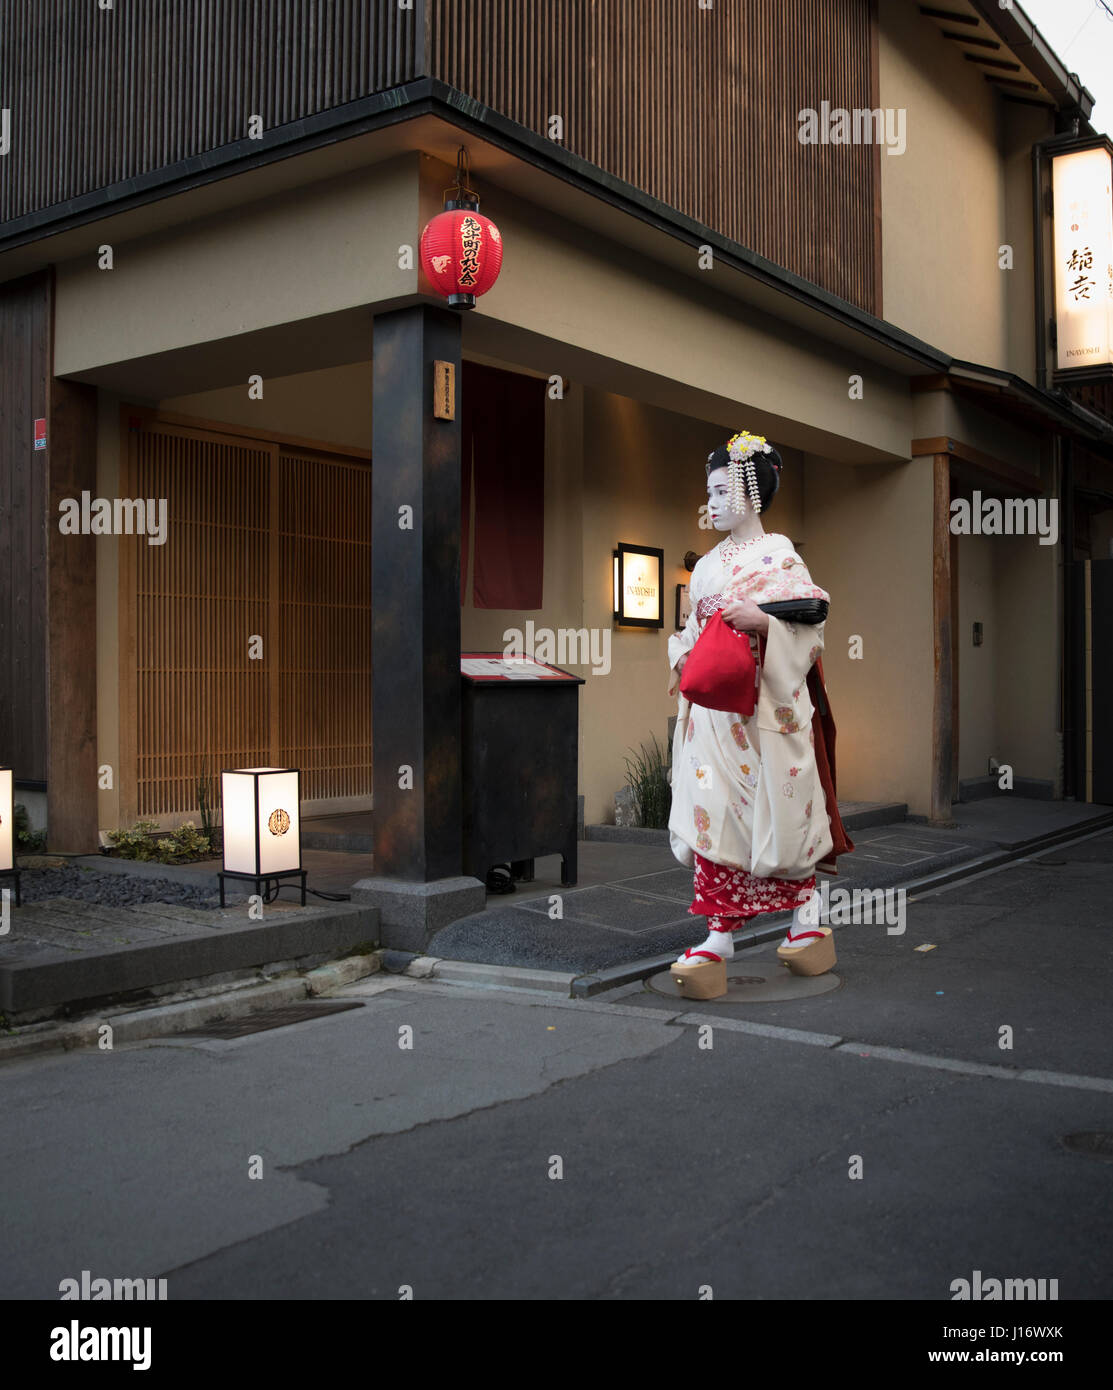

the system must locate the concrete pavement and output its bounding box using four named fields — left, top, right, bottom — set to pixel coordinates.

left=4, top=830, right=1112, bottom=1300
